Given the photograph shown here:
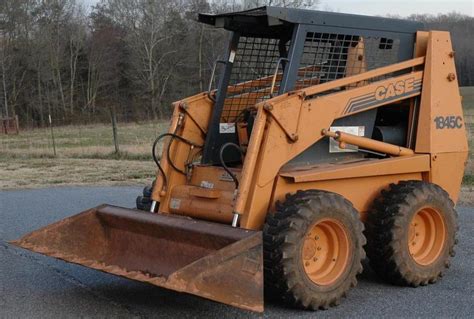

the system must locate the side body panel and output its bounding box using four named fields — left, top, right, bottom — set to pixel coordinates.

left=415, top=31, right=469, bottom=202
left=151, top=93, right=214, bottom=210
